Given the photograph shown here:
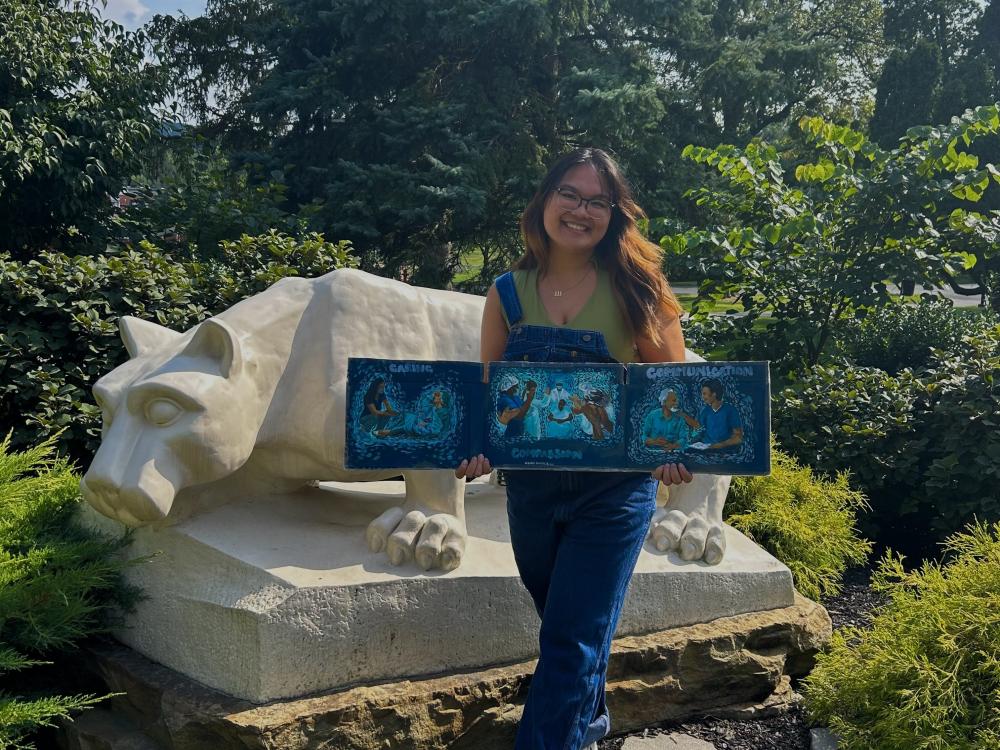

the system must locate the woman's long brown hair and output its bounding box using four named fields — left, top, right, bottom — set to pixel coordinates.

left=516, top=148, right=681, bottom=346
